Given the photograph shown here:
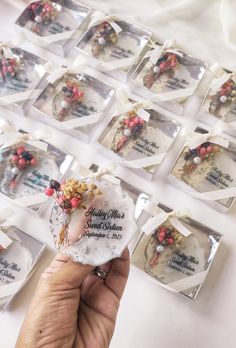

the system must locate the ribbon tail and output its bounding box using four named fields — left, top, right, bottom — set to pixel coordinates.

left=0, top=133, right=24, bottom=149
left=188, top=186, right=236, bottom=201
left=108, top=20, right=122, bottom=34
left=120, top=153, right=166, bottom=169
left=2, top=47, right=14, bottom=59
left=149, top=46, right=163, bottom=65
left=13, top=193, right=49, bottom=207
left=7, top=32, right=26, bottom=48
left=47, top=67, right=67, bottom=84
left=158, top=270, right=208, bottom=292
left=58, top=112, right=102, bottom=129
left=26, top=140, right=48, bottom=152
left=136, top=108, right=150, bottom=122
left=0, top=229, right=12, bottom=250
left=169, top=216, right=191, bottom=237
left=187, top=134, right=208, bottom=149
